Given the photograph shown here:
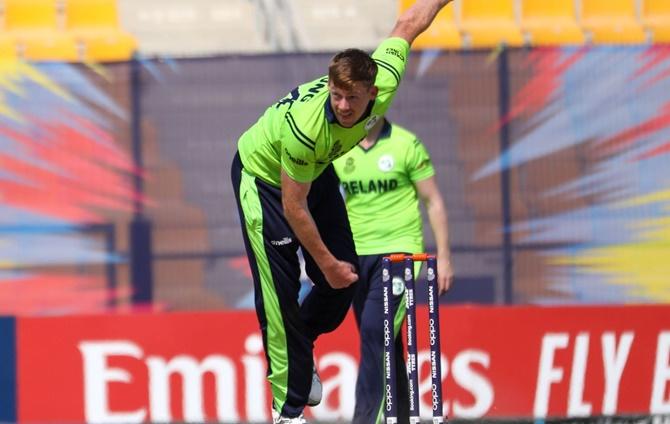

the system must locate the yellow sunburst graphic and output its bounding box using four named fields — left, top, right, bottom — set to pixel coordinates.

left=552, top=190, right=670, bottom=302
left=0, top=58, right=73, bottom=121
